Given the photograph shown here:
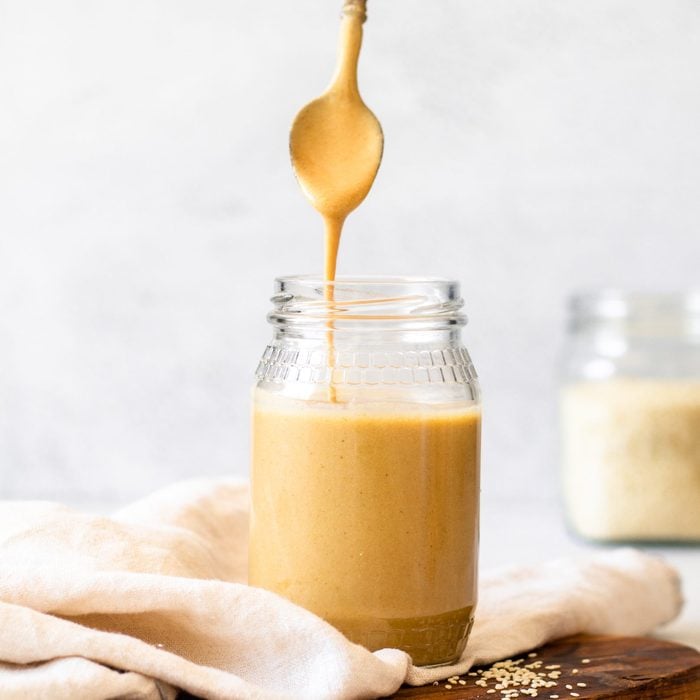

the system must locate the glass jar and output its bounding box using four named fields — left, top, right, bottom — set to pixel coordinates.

left=249, top=276, right=481, bottom=666
left=561, top=291, right=700, bottom=543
